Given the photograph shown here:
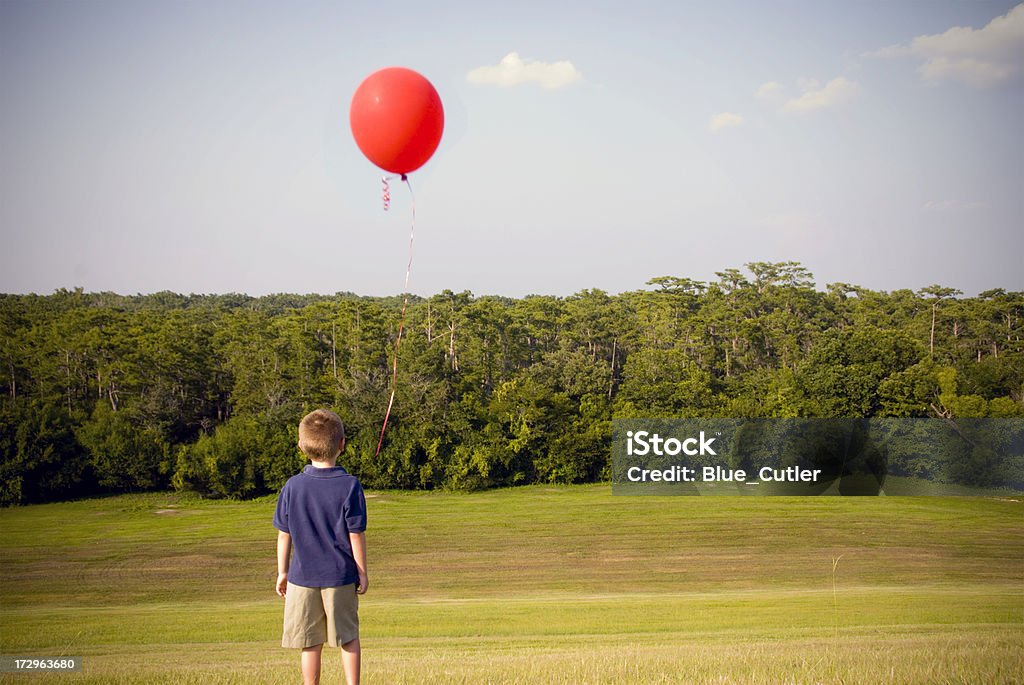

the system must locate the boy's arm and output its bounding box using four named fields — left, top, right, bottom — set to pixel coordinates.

left=349, top=531, right=368, bottom=594
left=276, top=531, right=291, bottom=597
